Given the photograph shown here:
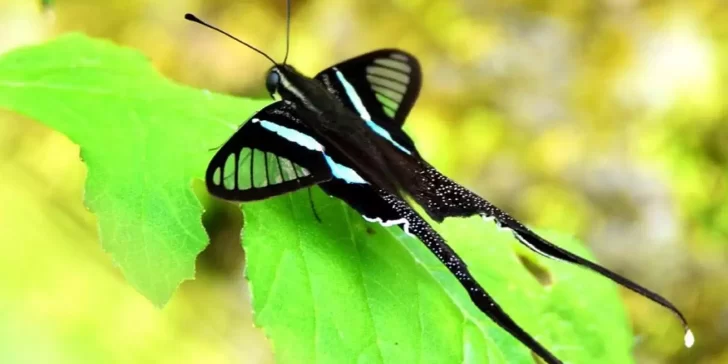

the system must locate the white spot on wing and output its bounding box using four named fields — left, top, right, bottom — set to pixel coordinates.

left=481, top=215, right=509, bottom=231
left=362, top=216, right=413, bottom=237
